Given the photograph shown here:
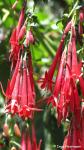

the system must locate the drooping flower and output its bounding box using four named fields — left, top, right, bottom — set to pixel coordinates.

left=45, top=22, right=84, bottom=128
left=71, top=25, right=79, bottom=78
left=53, top=50, right=66, bottom=99
left=47, top=50, right=66, bottom=107
left=27, top=51, right=35, bottom=96
left=40, top=21, right=72, bottom=91
left=5, top=52, right=42, bottom=119
left=9, top=7, right=25, bottom=68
